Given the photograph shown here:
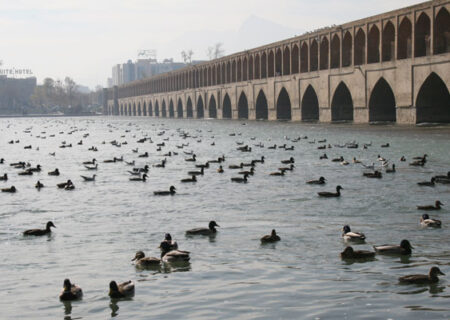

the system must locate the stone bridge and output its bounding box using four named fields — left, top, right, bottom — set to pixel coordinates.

left=105, top=0, right=450, bottom=124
